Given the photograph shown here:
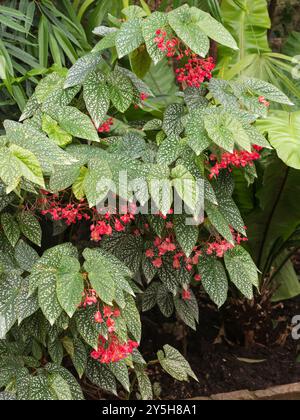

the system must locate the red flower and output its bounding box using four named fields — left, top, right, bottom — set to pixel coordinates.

left=94, top=311, right=104, bottom=324
left=182, top=289, right=191, bottom=301
left=152, top=257, right=163, bottom=268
